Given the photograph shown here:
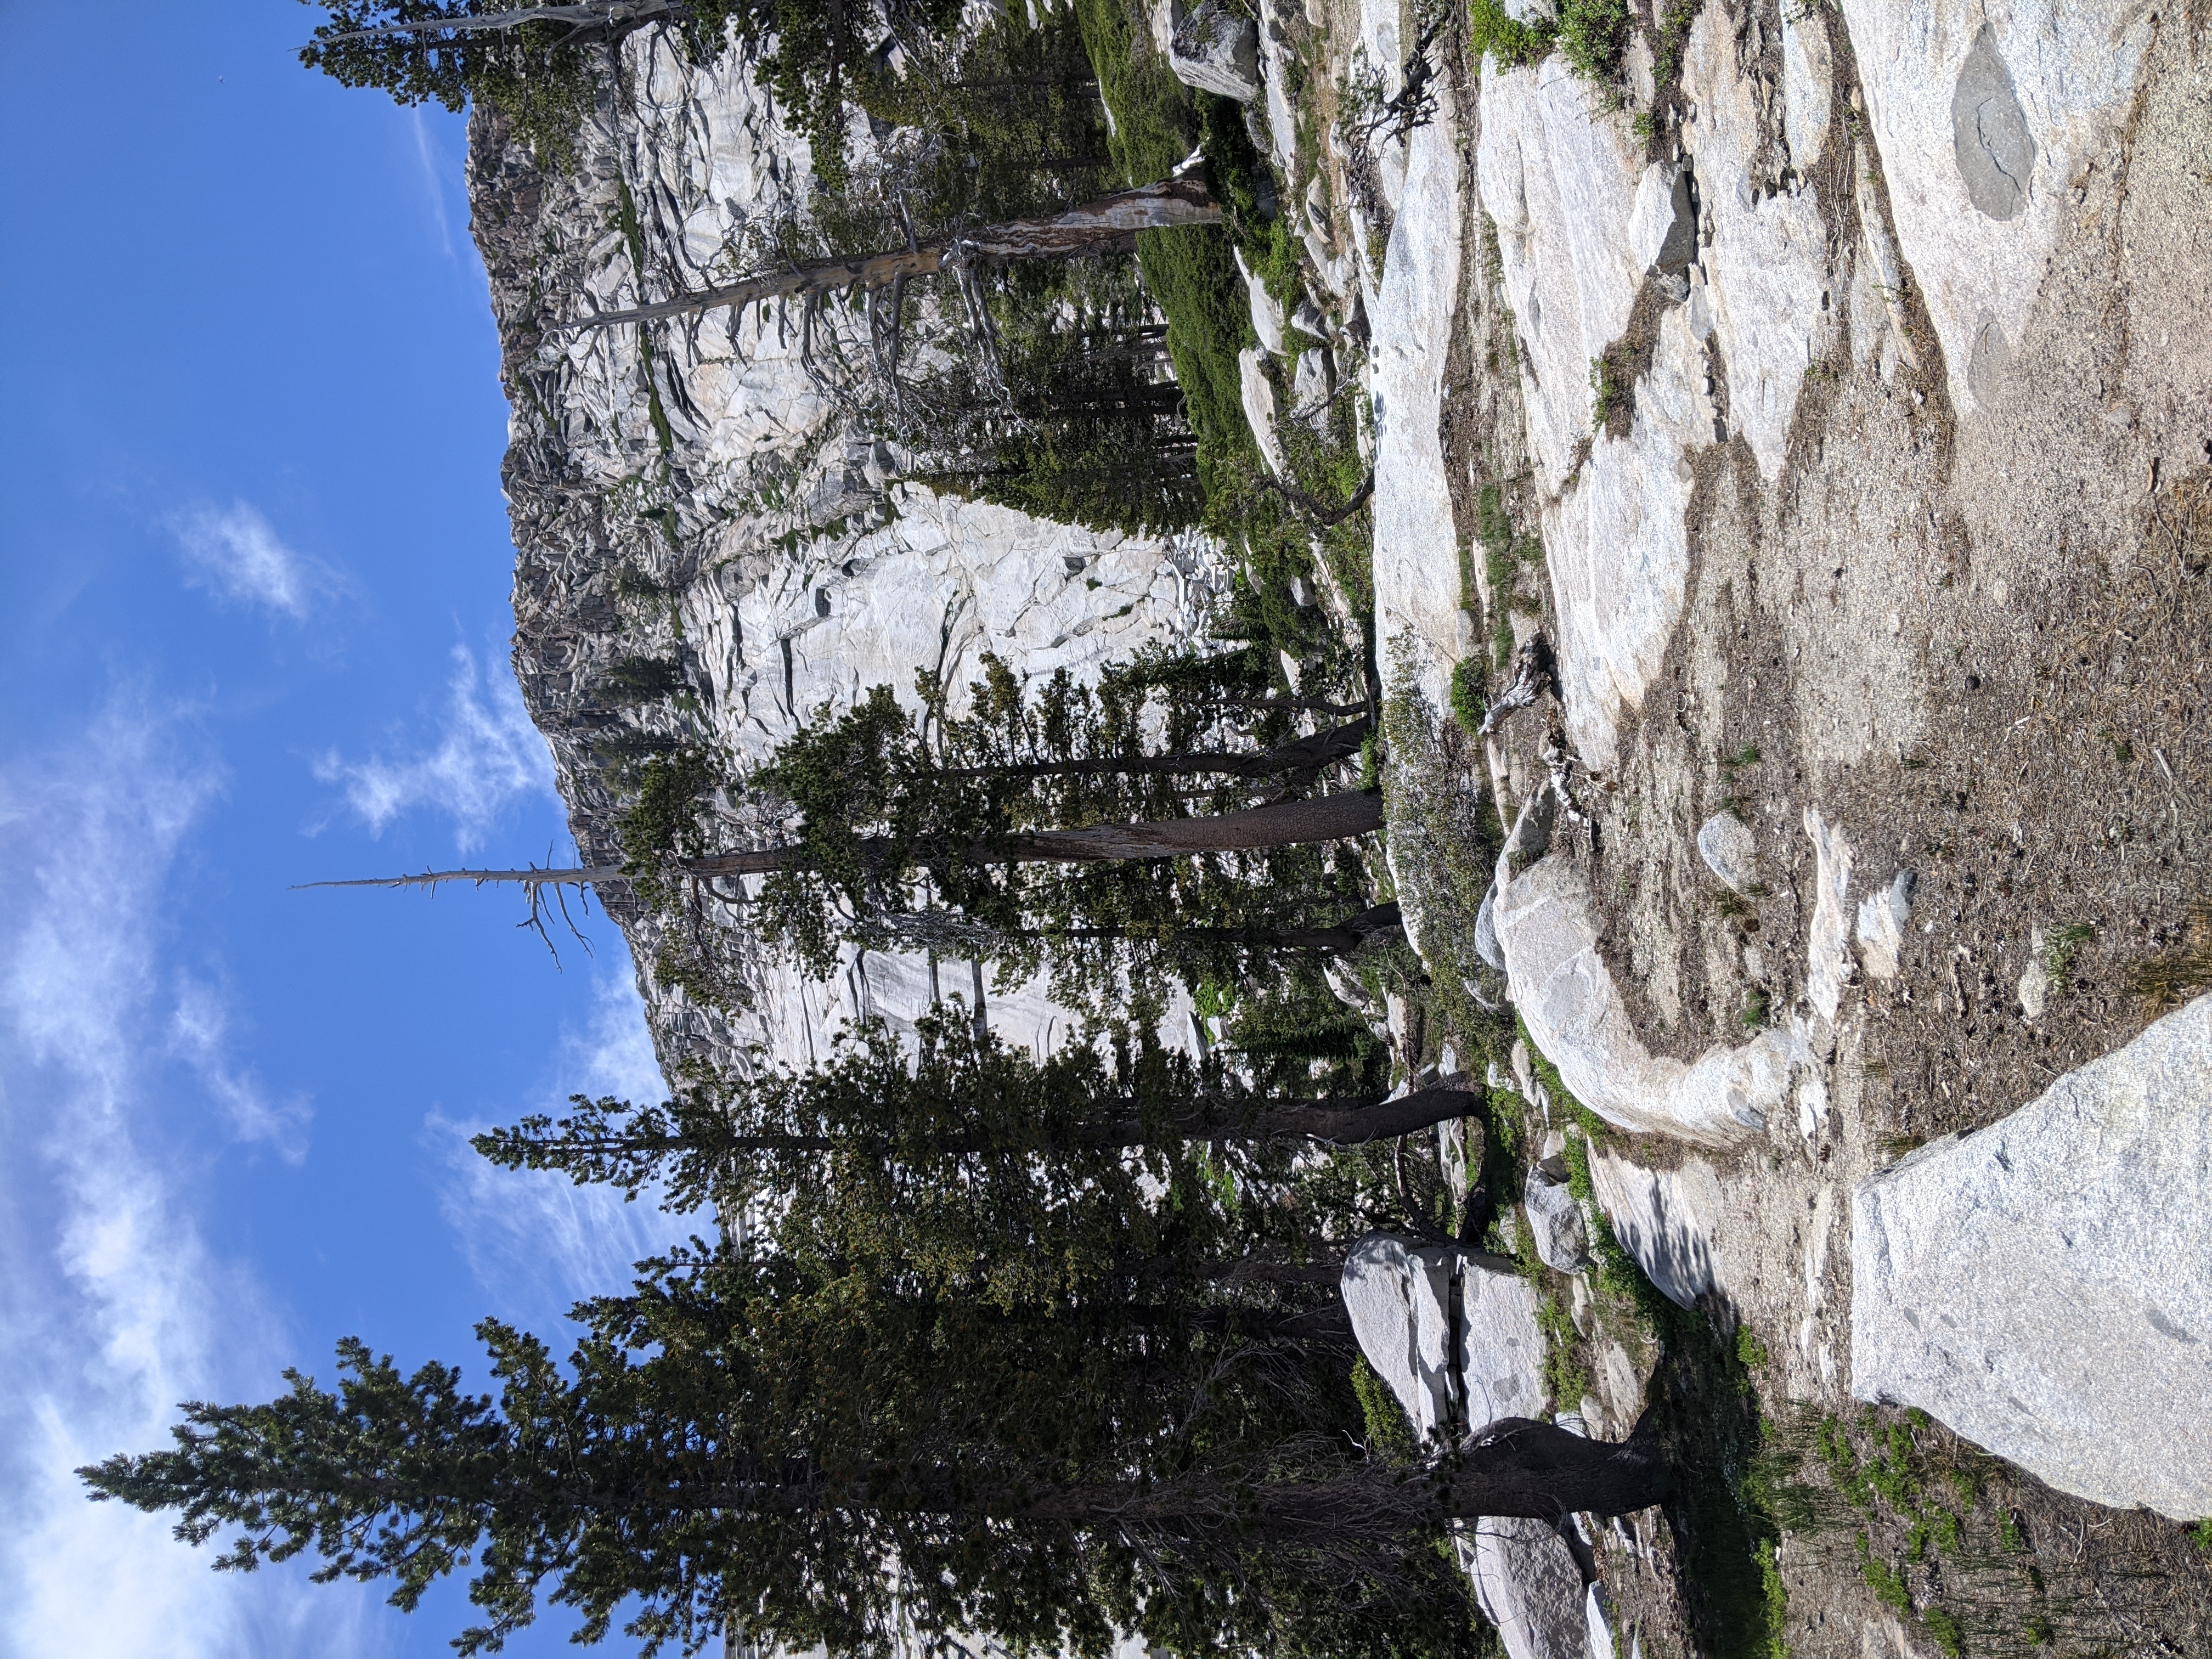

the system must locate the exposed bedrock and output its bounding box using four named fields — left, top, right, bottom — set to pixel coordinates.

left=1367, top=71, right=1466, bottom=722
left=1842, top=0, right=2154, bottom=415
left=1851, top=993, right=2212, bottom=1521
left=1493, top=849, right=1805, bottom=1147
left=1466, top=1515, right=1589, bottom=1659
left=1341, top=1233, right=1548, bottom=1443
